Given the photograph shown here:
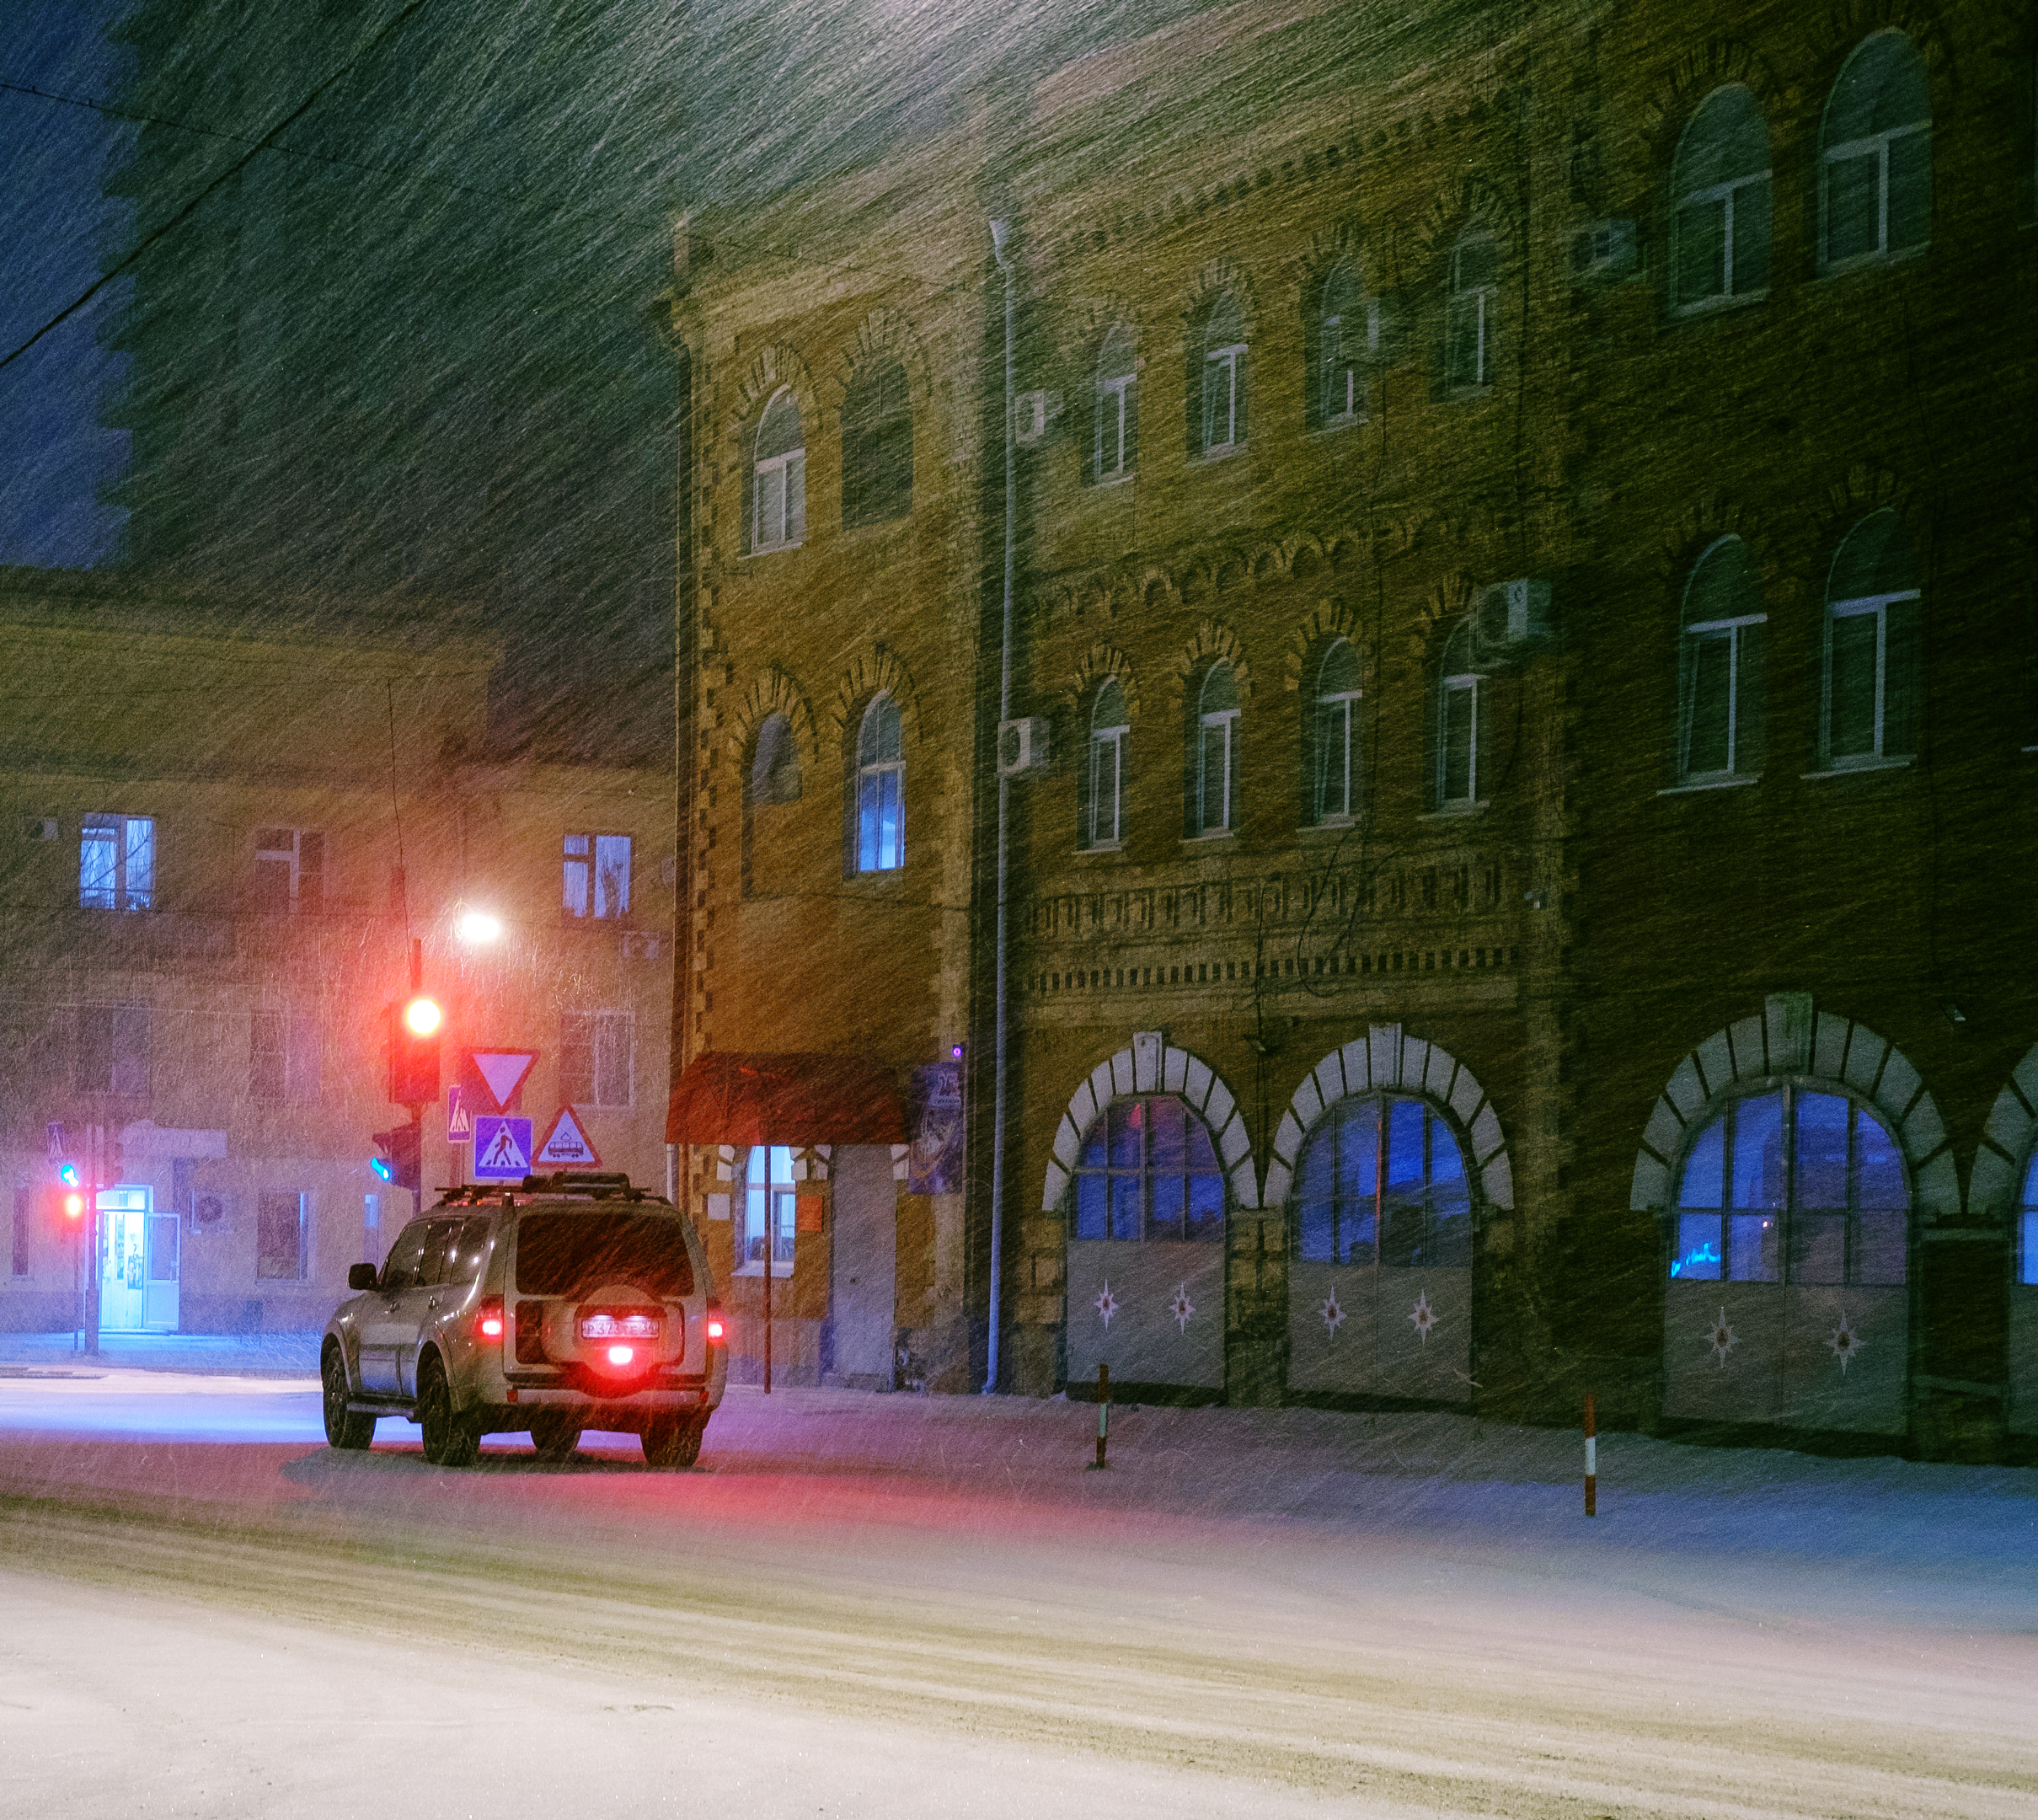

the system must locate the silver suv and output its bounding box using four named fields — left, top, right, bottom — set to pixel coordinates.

left=320, top=1172, right=727, bottom=1468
